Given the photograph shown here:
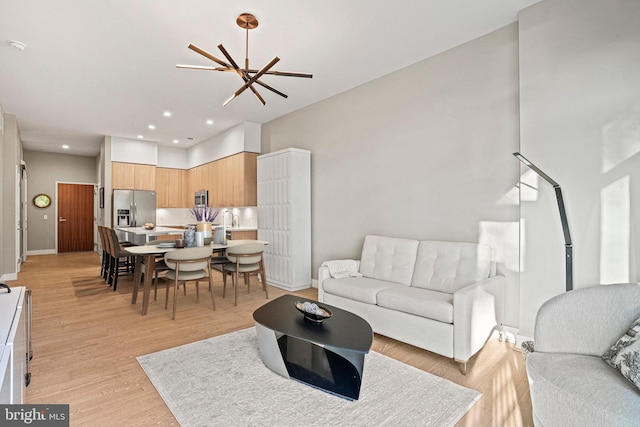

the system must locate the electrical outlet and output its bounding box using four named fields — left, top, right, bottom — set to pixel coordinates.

left=43, top=215, right=48, bottom=220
